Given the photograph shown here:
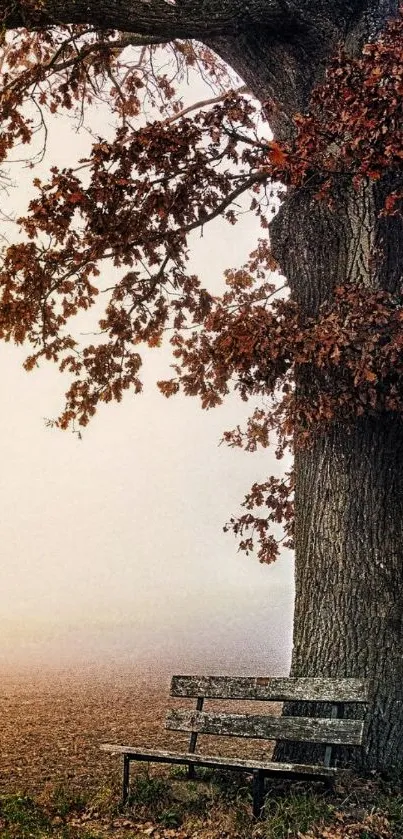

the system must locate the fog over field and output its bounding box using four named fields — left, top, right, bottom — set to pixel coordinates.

left=1, top=64, right=294, bottom=680
left=1, top=338, right=294, bottom=676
